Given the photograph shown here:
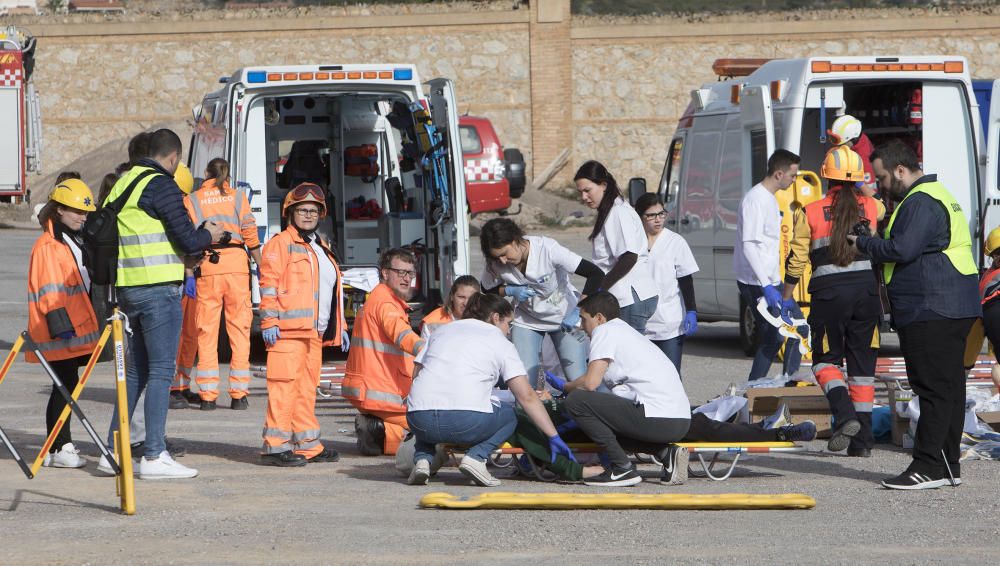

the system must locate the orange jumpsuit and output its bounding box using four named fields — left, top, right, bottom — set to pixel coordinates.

left=419, top=305, right=453, bottom=341
left=343, top=283, right=425, bottom=455
left=259, top=225, right=344, bottom=458
left=171, top=293, right=198, bottom=393
left=184, top=179, right=260, bottom=402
